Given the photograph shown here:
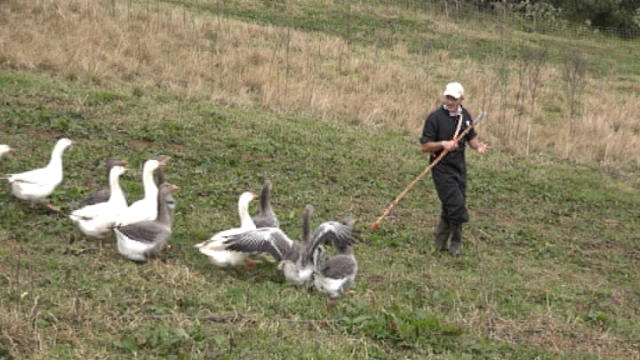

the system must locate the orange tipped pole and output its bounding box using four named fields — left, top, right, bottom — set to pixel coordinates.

left=371, top=112, right=486, bottom=230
